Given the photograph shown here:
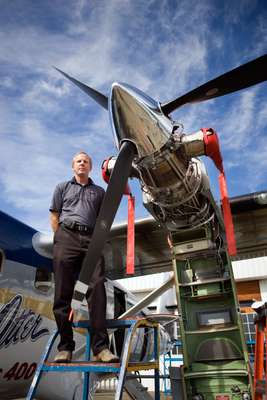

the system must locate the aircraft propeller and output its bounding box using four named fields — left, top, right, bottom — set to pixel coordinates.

left=161, top=54, right=267, bottom=115
left=54, top=67, right=108, bottom=110
left=55, top=53, right=267, bottom=309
